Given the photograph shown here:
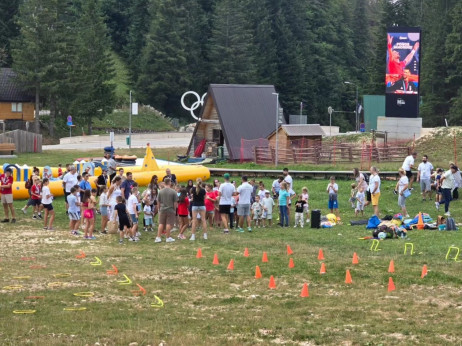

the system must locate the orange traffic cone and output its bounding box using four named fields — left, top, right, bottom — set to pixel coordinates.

left=212, top=253, right=219, bottom=265
left=287, top=244, right=294, bottom=255
left=320, top=262, right=326, bottom=274
left=243, top=248, right=249, bottom=257
left=255, top=265, right=262, bottom=279
left=388, top=260, right=395, bottom=273
left=318, top=249, right=325, bottom=260
left=417, top=212, right=424, bottom=230
left=288, top=258, right=295, bottom=268
left=388, top=277, right=396, bottom=292
left=268, top=275, right=276, bottom=289
left=196, top=248, right=203, bottom=259
left=352, top=252, right=359, bottom=264
left=345, top=269, right=353, bottom=284
left=421, top=264, right=428, bottom=278
left=227, top=259, right=234, bottom=270
left=262, top=252, right=268, bottom=263
left=300, top=283, right=309, bottom=298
